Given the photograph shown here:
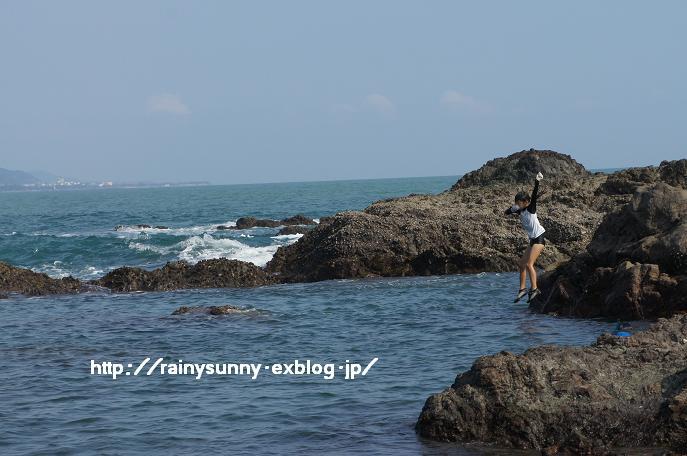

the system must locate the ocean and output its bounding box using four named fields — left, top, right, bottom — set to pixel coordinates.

left=0, top=177, right=616, bottom=455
